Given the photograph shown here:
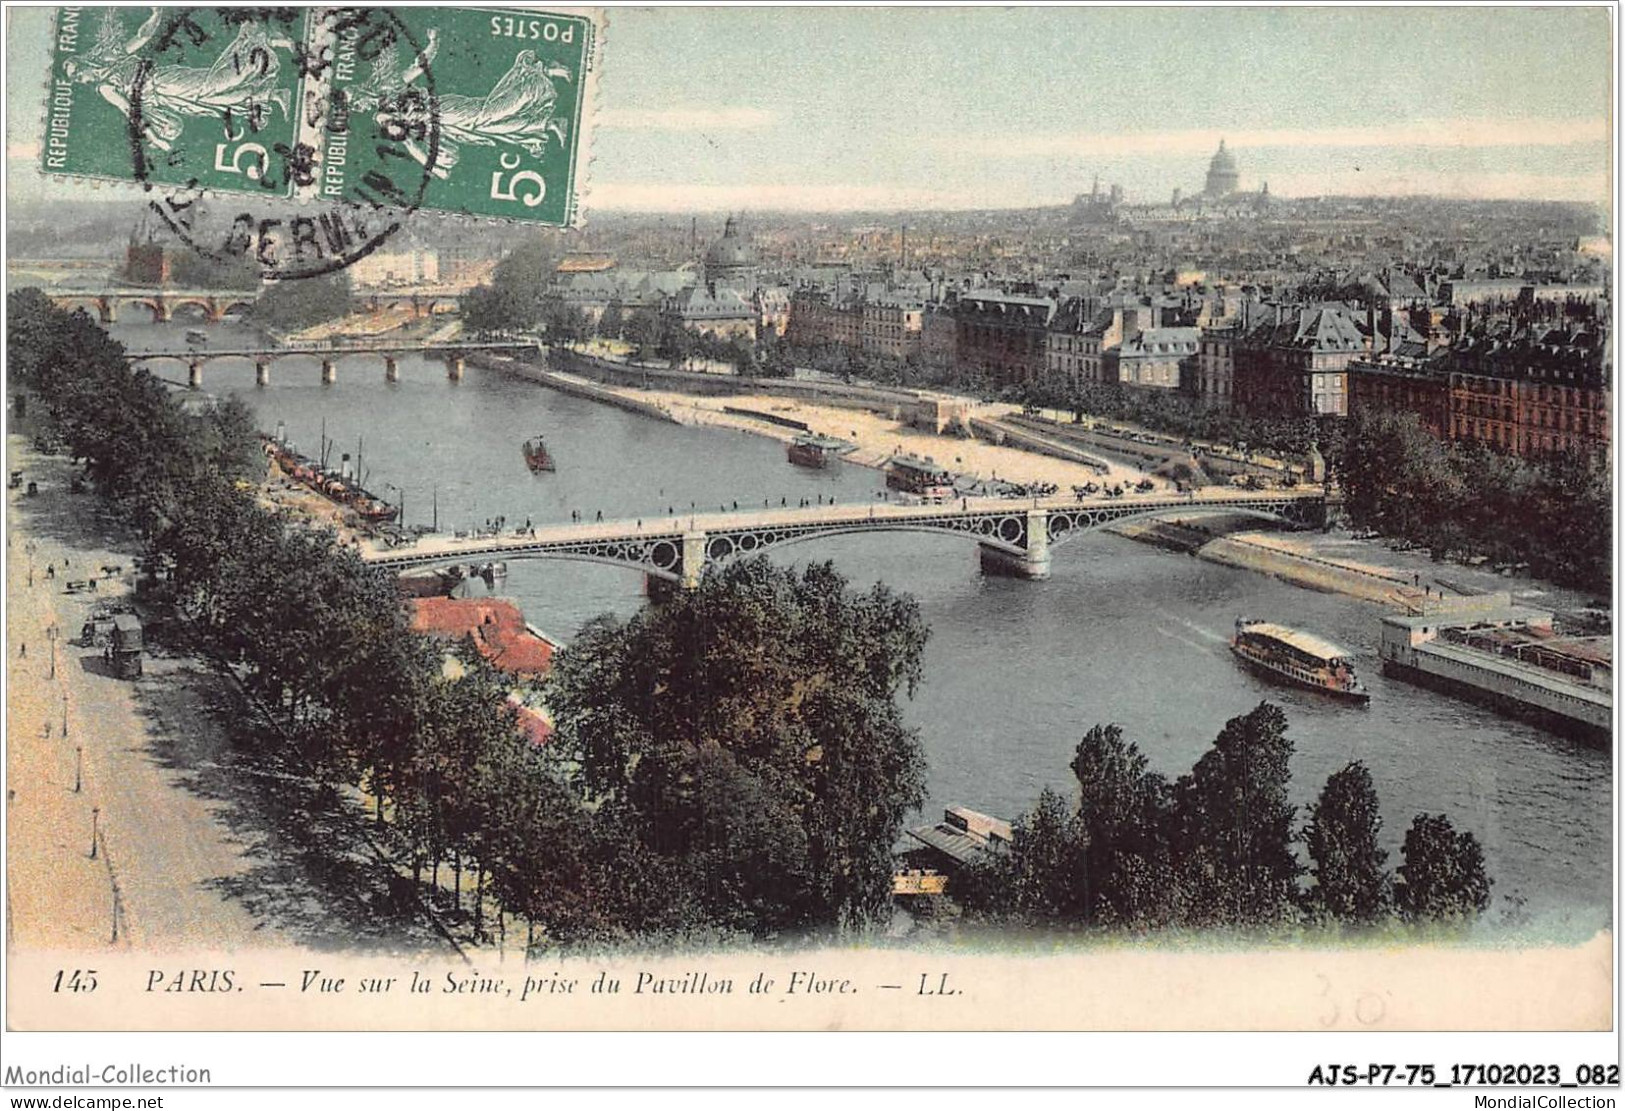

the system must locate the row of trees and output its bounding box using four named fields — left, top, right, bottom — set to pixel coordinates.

left=1015, top=377, right=1345, bottom=465
left=1341, top=409, right=1610, bottom=594
left=960, top=703, right=1491, bottom=932
left=9, top=288, right=929, bottom=947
